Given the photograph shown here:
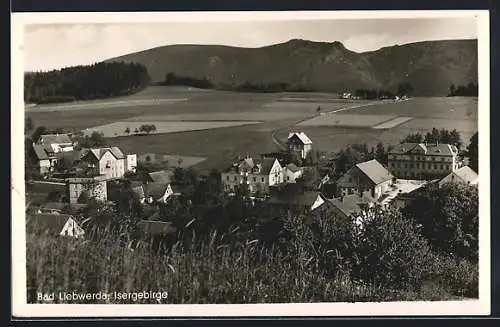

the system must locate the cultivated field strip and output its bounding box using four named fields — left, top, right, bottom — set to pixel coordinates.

left=83, top=120, right=263, bottom=138
left=398, top=117, right=478, bottom=133
left=124, top=112, right=312, bottom=122
left=372, top=116, right=414, bottom=129
left=297, top=114, right=397, bottom=128
left=26, top=98, right=188, bottom=112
